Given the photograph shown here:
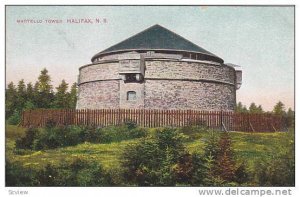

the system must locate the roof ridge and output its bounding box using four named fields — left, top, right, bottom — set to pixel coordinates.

left=155, top=25, right=219, bottom=58
left=99, top=24, right=160, bottom=54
